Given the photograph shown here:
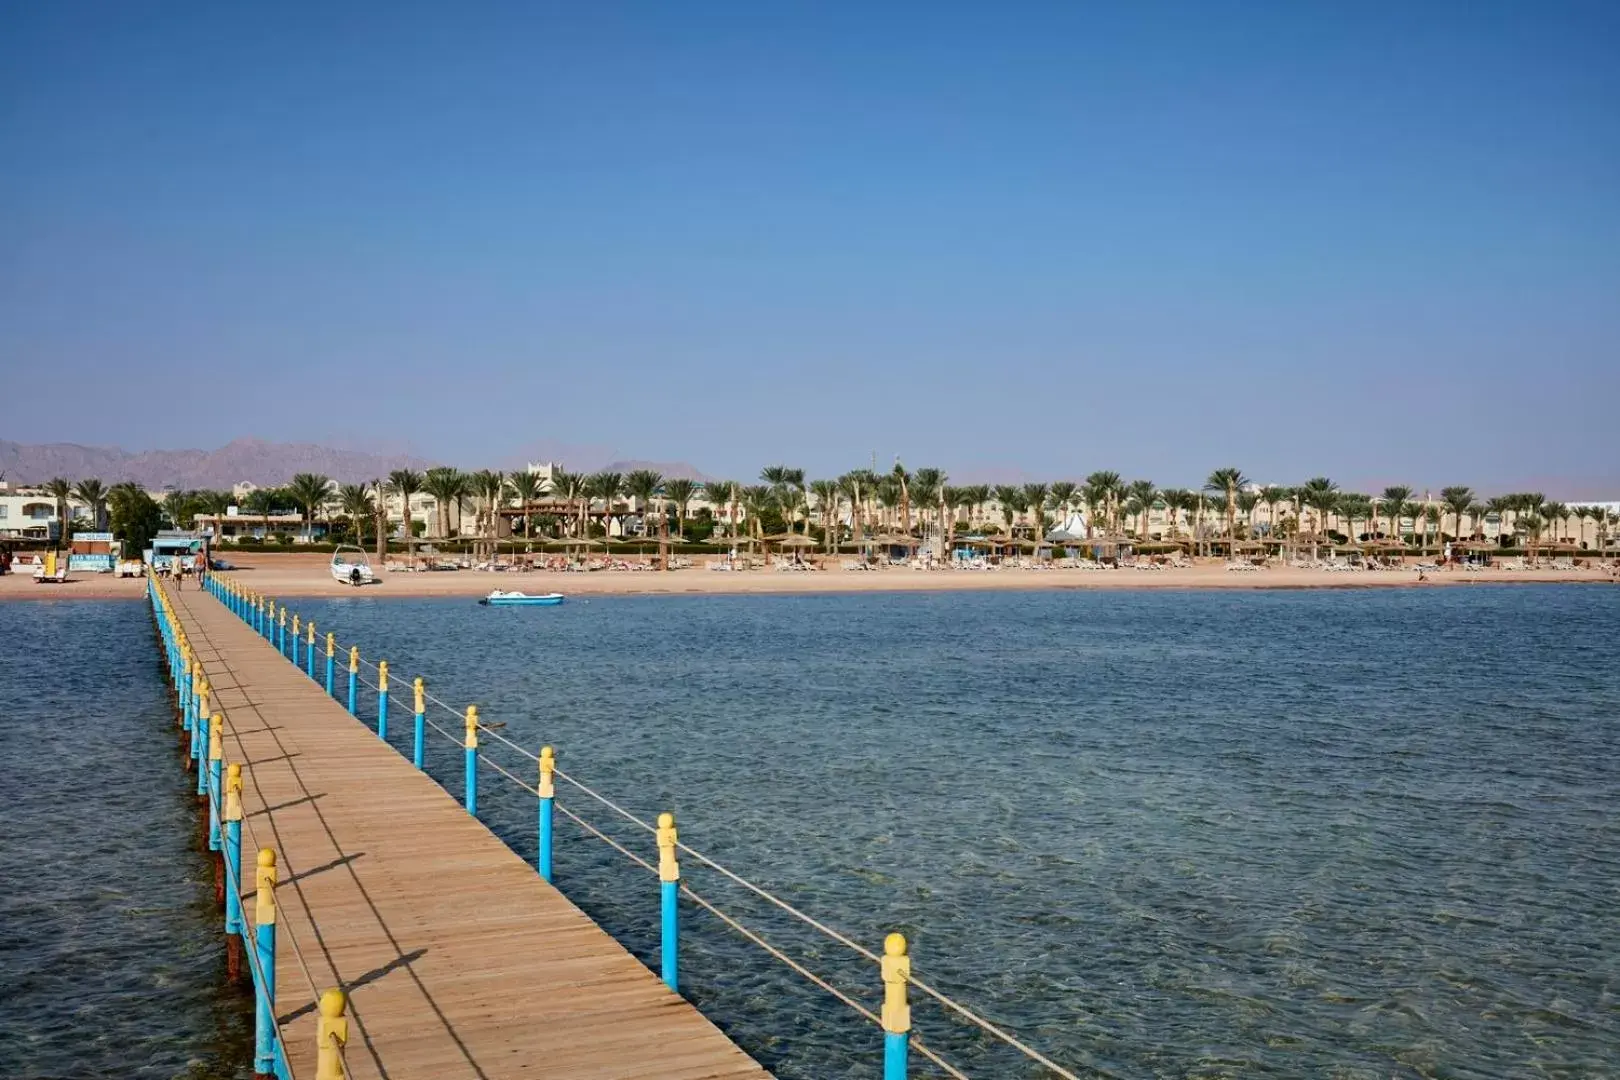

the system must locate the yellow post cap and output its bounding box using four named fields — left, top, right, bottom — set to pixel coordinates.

left=348, top=645, right=359, bottom=672
left=316, top=988, right=349, bottom=1080
left=327, top=632, right=336, bottom=655
left=413, top=677, right=424, bottom=711
left=378, top=660, right=388, bottom=692
left=656, top=812, right=679, bottom=882
left=320, top=987, right=347, bottom=1017
left=538, top=745, right=556, bottom=797
left=881, top=931, right=912, bottom=1034
left=255, top=848, right=278, bottom=924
